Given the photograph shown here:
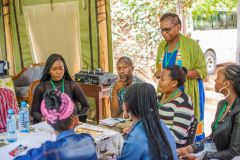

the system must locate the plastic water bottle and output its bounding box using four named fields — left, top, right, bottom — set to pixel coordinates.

left=7, top=108, right=17, bottom=142
left=19, top=101, right=30, bottom=133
